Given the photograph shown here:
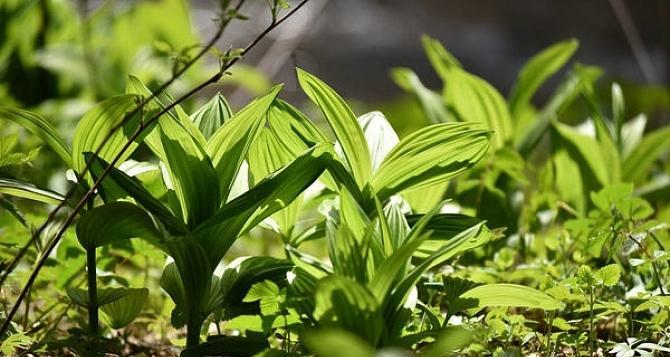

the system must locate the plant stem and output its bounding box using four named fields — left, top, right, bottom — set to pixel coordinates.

left=86, top=247, right=98, bottom=336
left=589, top=286, right=595, bottom=356
left=185, top=315, right=203, bottom=354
